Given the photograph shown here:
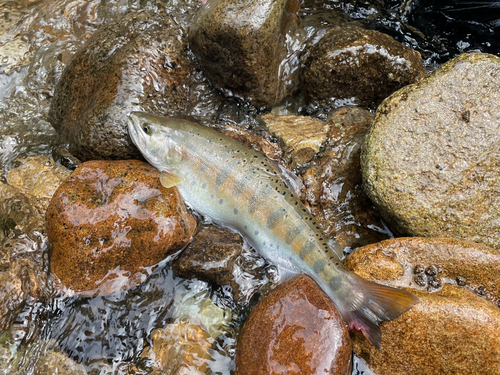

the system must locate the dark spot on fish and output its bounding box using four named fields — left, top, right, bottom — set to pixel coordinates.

left=254, top=230, right=259, bottom=235
left=329, top=276, right=342, bottom=291
left=219, top=199, right=223, bottom=204
left=191, top=181, right=196, bottom=186
left=244, top=225, right=248, bottom=230
left=233, top=208, right=238, bottom=215
left=313, top=259, right=326, bottom=273
left=211, top=194, right=214, bottom=199
left=202, top=183, right=206, bottom=189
